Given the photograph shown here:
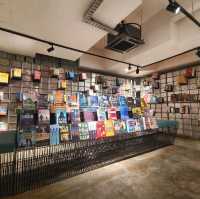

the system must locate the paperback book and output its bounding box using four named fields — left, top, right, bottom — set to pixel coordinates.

left=105, top=120, right=115, bottom=137
left=50, top=124, right=60, bottom=145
